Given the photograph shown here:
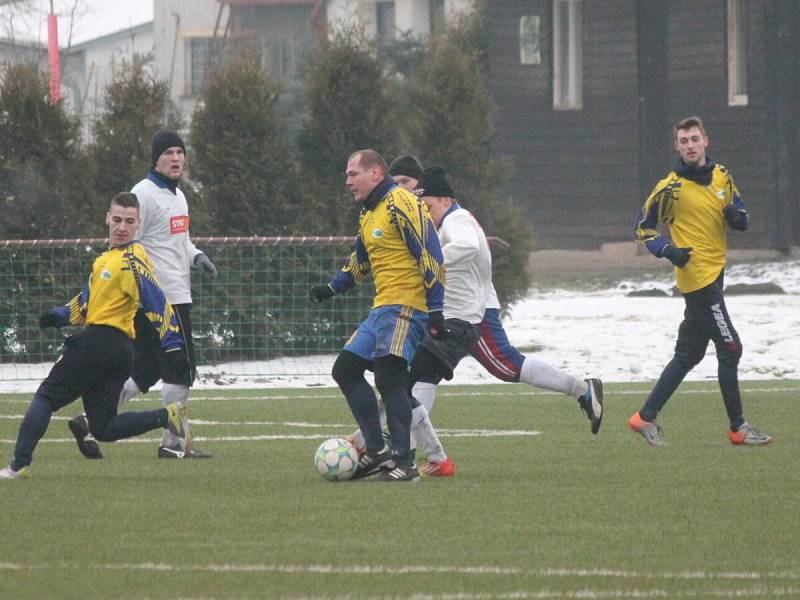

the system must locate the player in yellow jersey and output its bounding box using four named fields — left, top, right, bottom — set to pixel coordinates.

left=1, top=193, right=190, bottom=480
left=630, top=116, right=771, bottom=447
left=310, top=149, right=446, bottom=482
